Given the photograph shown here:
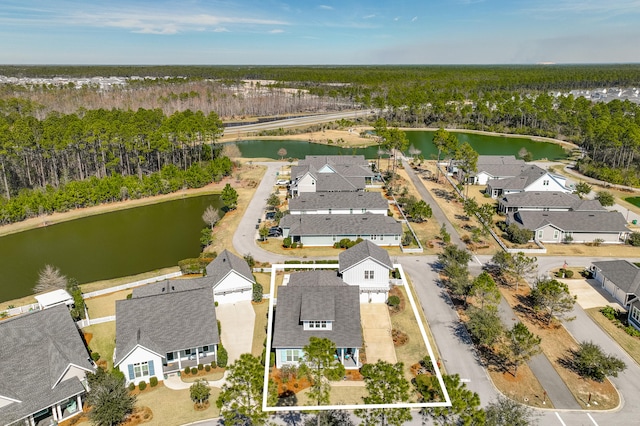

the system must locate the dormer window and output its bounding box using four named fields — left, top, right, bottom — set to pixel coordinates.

left=309, top=321, right=327, bottom=329
left=543, top=180, right=549, bottom=186
left=303, top=320, right=333, bottom=330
